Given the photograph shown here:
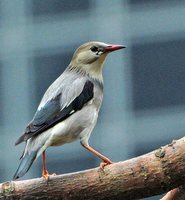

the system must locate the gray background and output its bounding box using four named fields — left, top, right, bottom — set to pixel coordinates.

left=0, top=0, right=185, bottom=199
